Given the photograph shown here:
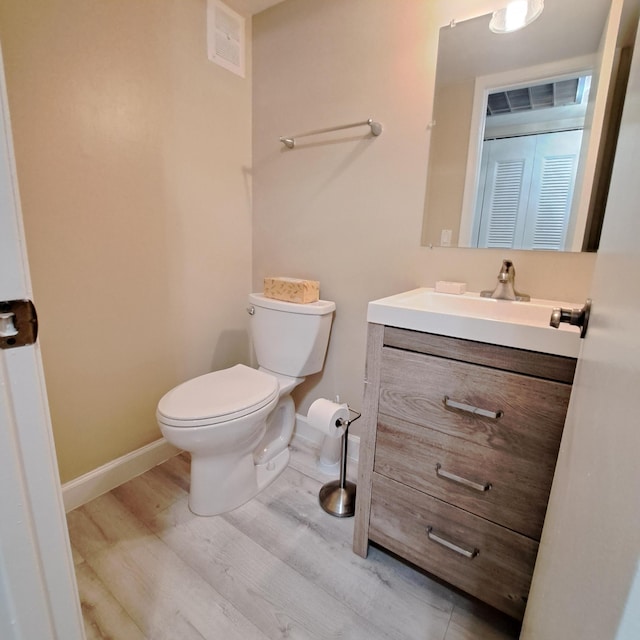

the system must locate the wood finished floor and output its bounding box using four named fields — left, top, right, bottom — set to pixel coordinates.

left=67, top=443, right=521, bottom=640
